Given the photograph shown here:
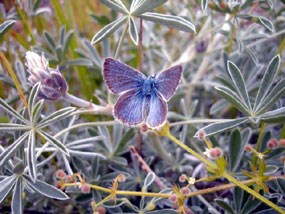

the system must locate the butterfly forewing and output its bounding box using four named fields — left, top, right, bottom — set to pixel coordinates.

left=103, top=58, right=146, bottom=94
left=156, top=65, right=182, bottom=101
left=114, top=89, right=145, bottom=126
left=146, top=93, right=167, bottom=128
